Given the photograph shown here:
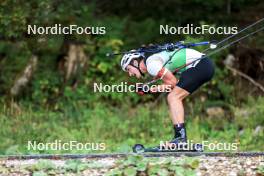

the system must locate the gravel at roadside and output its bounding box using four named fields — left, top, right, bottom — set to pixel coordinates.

left=0, top=155, right=263, bottom=176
